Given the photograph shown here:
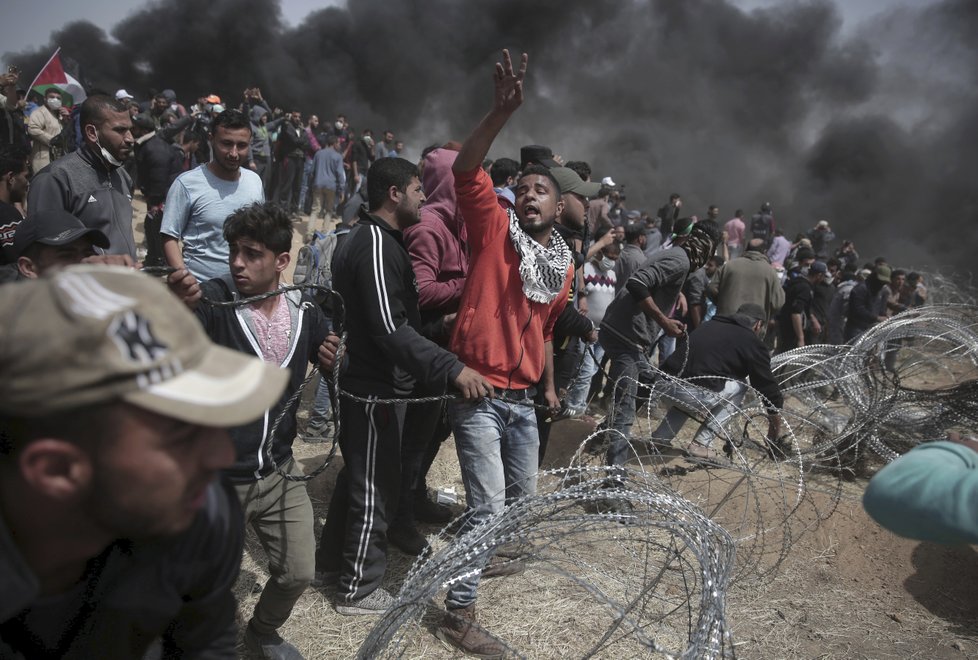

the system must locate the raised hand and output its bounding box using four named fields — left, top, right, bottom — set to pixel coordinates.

left=493, top=49, right=528, bottom=115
